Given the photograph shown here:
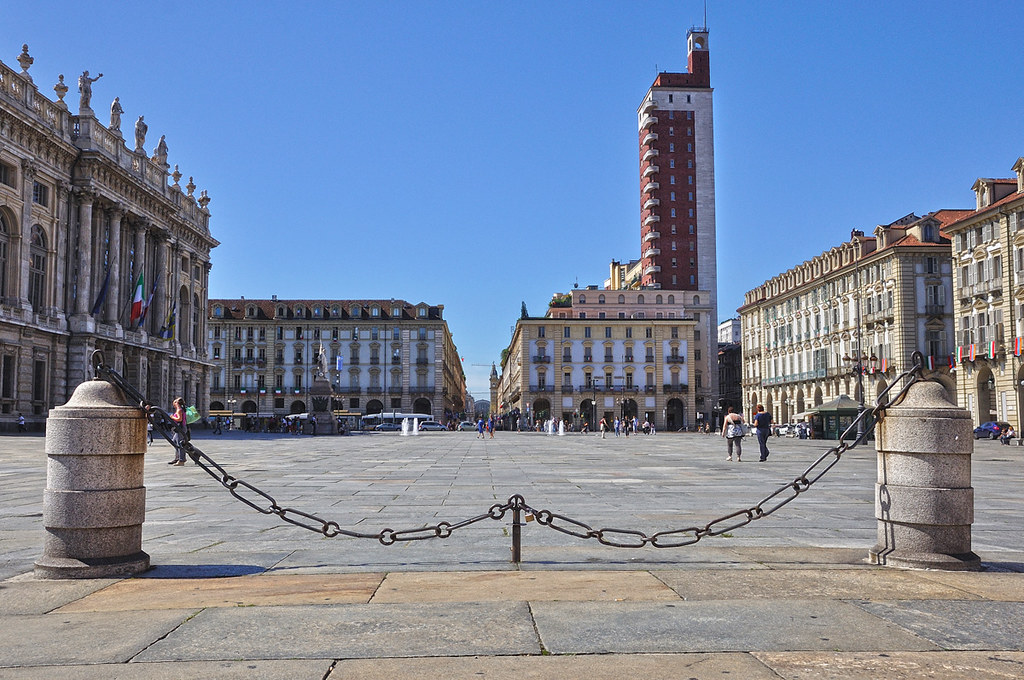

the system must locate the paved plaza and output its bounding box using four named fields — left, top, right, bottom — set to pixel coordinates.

left=1, top=429, right=1023, bottom=678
